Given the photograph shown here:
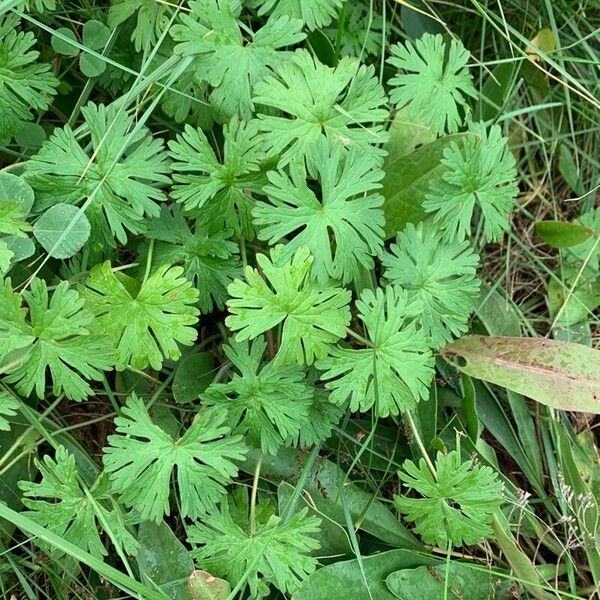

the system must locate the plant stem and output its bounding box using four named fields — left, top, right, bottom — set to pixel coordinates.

left=405, top=410, right=437, bottom=480
left=345, top=326, right=373, bottom=347
left=240, top=236, right=247, bottom=269
left=249, top=454, right=262, bottom=537
left=0, top=394, right=63, bottom=471
left=142, top=239, right=155, bottom=285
